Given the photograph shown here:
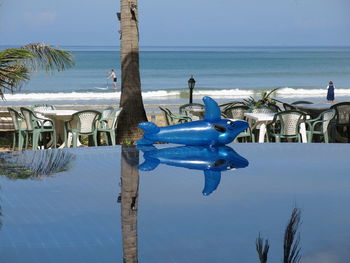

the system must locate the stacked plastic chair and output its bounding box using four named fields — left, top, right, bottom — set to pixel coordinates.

left=7, top=107, right=27, bottom=151
left=20, top=107, right=56, bottom=149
